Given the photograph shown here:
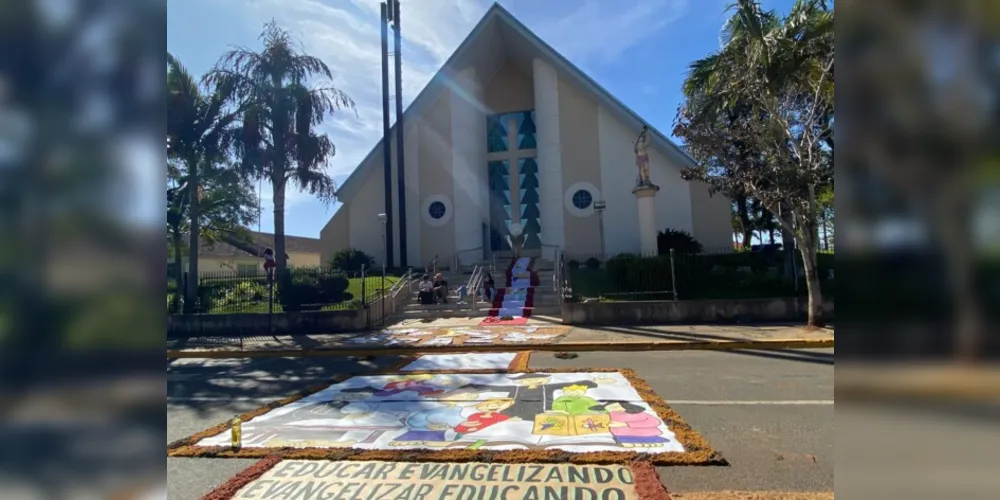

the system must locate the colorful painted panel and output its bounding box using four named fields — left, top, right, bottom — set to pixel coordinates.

left=195, top=371, right=686, bottom=454
left=518, top=157, right=541, bottom=249
left=487, top=160, right=511, bottom=252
